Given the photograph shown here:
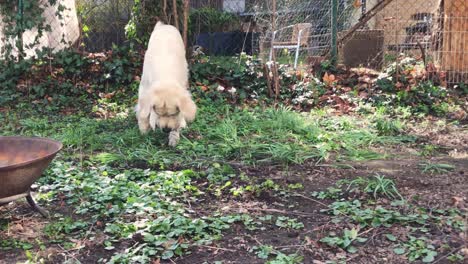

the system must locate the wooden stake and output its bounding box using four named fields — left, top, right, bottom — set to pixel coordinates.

left=163, top=0, right=168, bottom=23
left=172, top=0, right=179, bottom=30
left=183, top=0, right=190, bottom=47
left=270, top=0, right=280, bottom=99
